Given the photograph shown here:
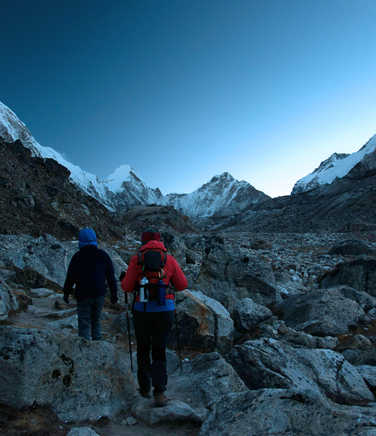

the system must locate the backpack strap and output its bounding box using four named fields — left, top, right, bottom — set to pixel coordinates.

left=137, top=251, right=144, bottom=269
